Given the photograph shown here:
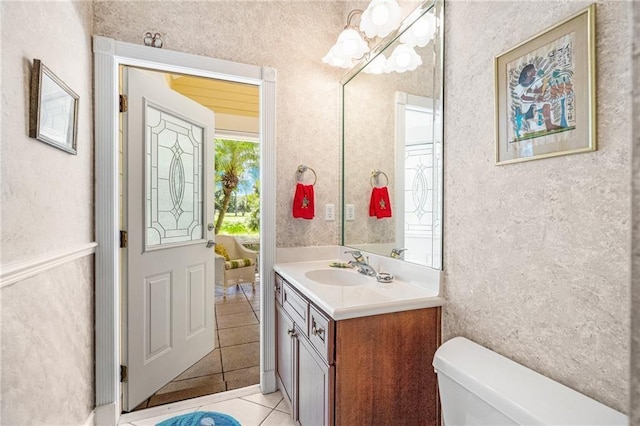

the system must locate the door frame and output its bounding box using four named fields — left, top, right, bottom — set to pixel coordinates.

left=93, top=36, right=277, bottom=425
